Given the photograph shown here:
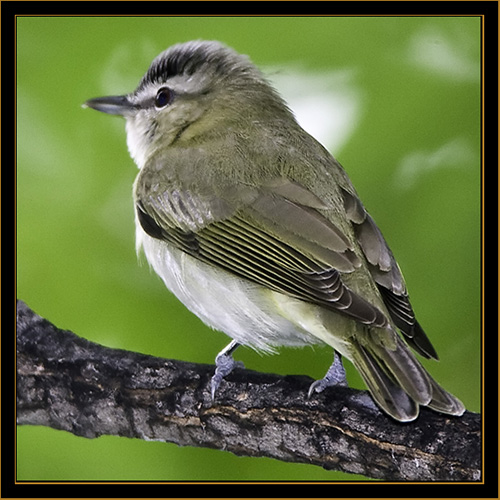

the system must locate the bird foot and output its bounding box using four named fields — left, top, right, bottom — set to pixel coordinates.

left=210, top=340, right=244, bottom=401
left=308, top=352, right=348, bottom=398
